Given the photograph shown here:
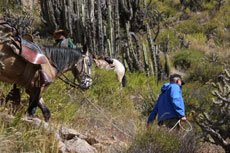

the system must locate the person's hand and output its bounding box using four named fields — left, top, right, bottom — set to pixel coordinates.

left=180, top=117, right=186, bottom=122
left=110, top=64, right=115, bottom=68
